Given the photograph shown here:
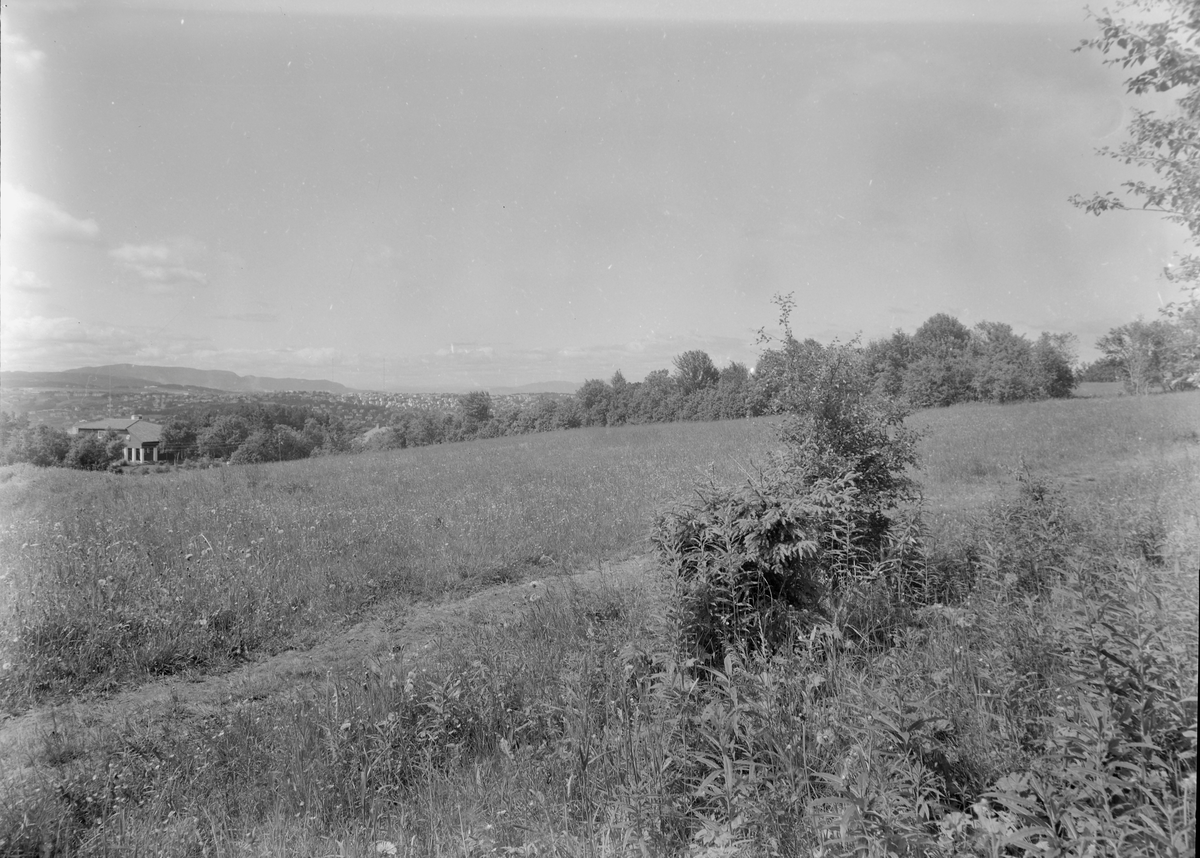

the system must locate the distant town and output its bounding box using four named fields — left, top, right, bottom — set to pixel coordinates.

left=0, top=380, right=569, bottom=436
